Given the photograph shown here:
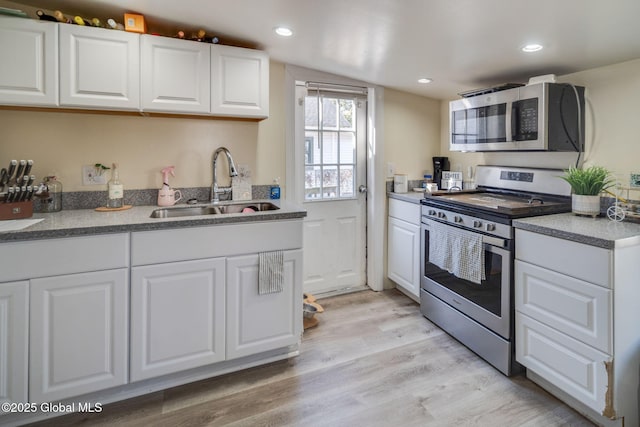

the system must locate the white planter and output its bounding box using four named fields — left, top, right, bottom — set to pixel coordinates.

left=572, top=195, right=601, bottom=217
